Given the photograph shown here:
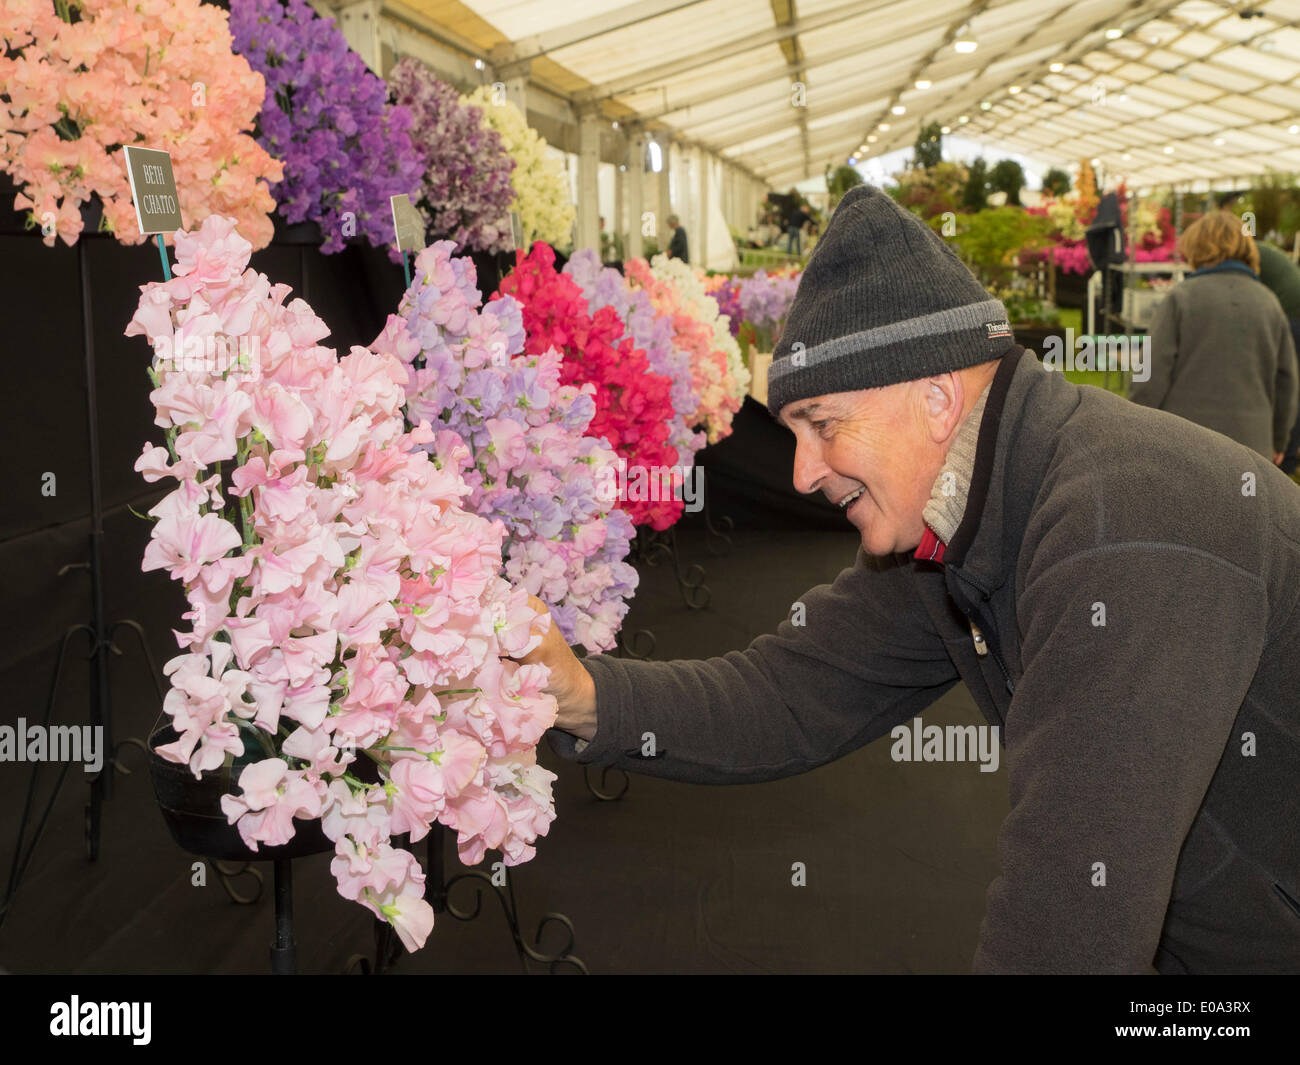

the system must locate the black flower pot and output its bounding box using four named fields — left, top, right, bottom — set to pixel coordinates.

left=270, top=208, right=325, bottom=247
left=148, top=724, right=336, bottom=862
